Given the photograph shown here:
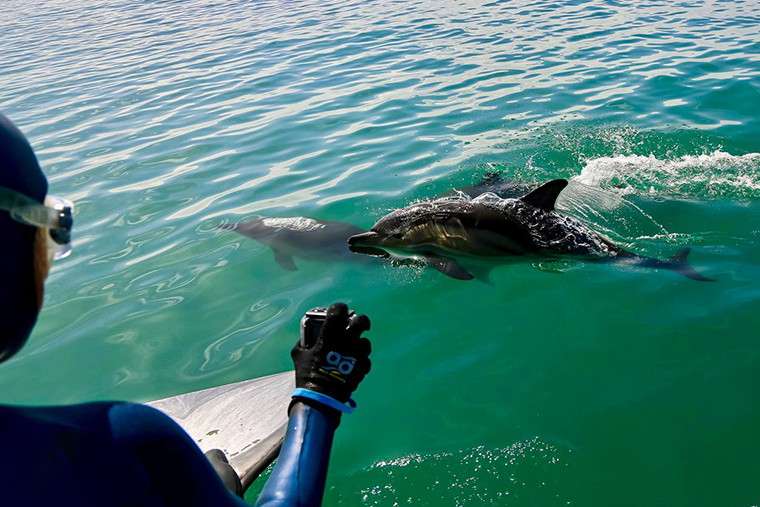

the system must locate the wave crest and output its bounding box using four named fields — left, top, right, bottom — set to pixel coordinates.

left=573, top=151, right=760, bottom=199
